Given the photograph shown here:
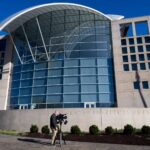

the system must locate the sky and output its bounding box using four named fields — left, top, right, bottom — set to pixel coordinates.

left=0, top=0, right=150, bottom=22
